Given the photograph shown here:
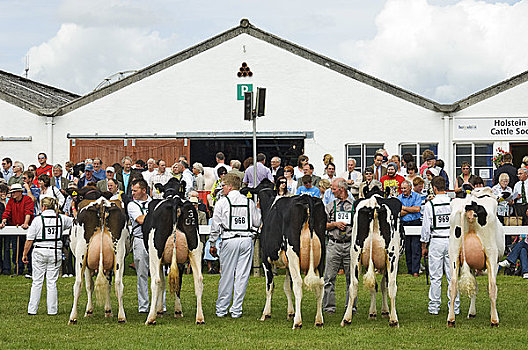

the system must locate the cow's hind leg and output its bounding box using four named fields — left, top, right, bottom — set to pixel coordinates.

left=447, top=240, right=461, bottom=327
left=284, top=269, right=295, bottom=320
left=341, top=248, right=360, bottom=326
left=68, top=257, right=85, bottom=324
left=84, top=268, right=94, bottom=317
left=173, top=264, right=184, bottom=319
left=368, top=280, right=378, bottom=319
left=387, top=252, right=399, bottom=327
left=260, top=259, right=274, bottom=321
left=380, top=269, right=390, bottom=318
left=486, top=256, right=499, bottom=327
left=114, top=245, right=126, bottom=323
left=189, top=248, right=205, bottom=324
left=156, top=267, right=166, bottom=317
left=314, top=278, right=324, bottom=327
left=104, top=273, right=113, bottom=317
left=285, top=247, right=303, bottom=329
left=146, top=256, right=163, bottom=325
